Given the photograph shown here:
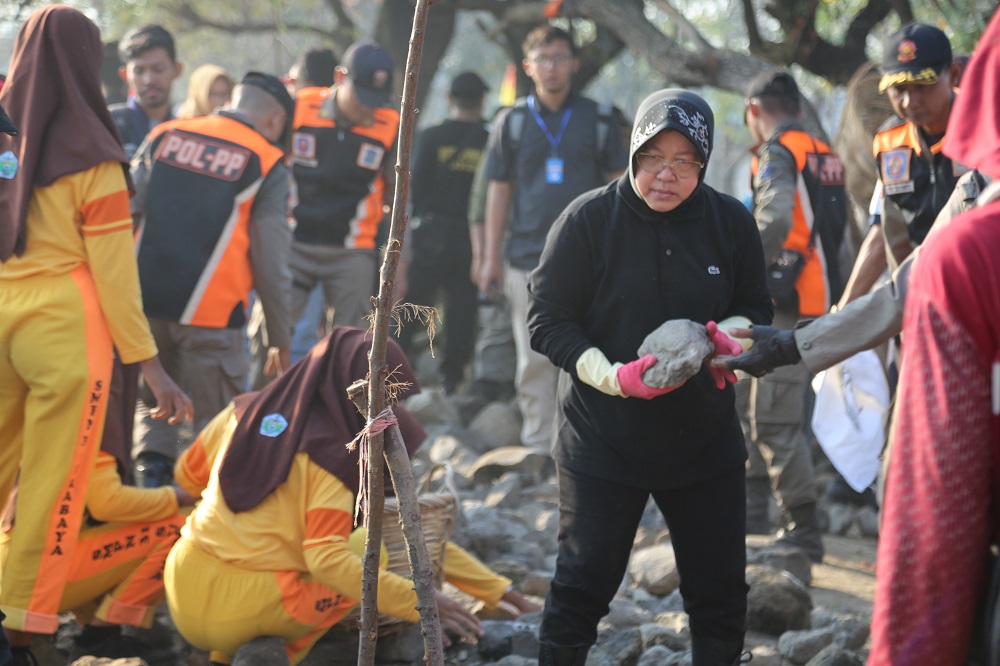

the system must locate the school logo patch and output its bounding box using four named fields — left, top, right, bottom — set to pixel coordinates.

left=0, top=150, right=18, bottom=180
left=260, top=413, right=289, bottom=438
left=881, top=149, right=915, bottom=194
left=356, top=142, right=385, bottom=170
